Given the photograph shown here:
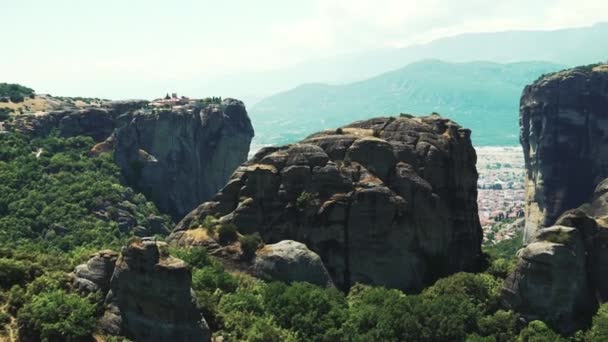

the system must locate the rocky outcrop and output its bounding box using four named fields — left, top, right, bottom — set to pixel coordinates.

left=114, top=99, right=254, bottom=220
left=520, top=64, right=608, bottom=242
left=501, top=183, right=608, bottom=333
left=253, top=240, right=334, bottom=287
left=5, top=108, right=117, bottom=142
left=71, top=250, right=119, bottom=294
left=170, top=114, right=483, bottom=291
left=100, top=239, right=210, bottom=342
left=502, top=226, right=594, bottom=333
